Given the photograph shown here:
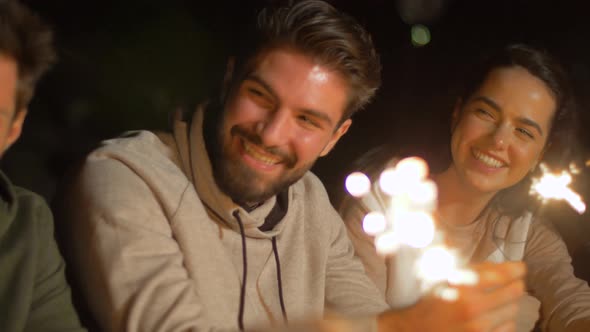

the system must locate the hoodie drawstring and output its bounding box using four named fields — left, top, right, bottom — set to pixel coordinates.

left=233, top=210, right=248, bottom=331
left=271, top=236, right=288, bottom=323
left=232, top=210, right=288, bottom=330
